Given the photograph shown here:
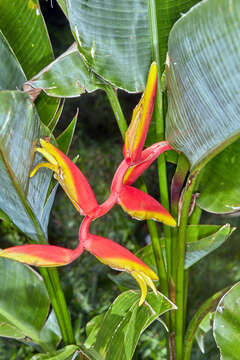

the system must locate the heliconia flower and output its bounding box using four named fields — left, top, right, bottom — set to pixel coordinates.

left=30, top=138, right=99, bottom=217
left=123, top=62, right=157, bottom=164
left=118, top=185, right=176, bottom=227
left=83, top=233, right=158, bottom=306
